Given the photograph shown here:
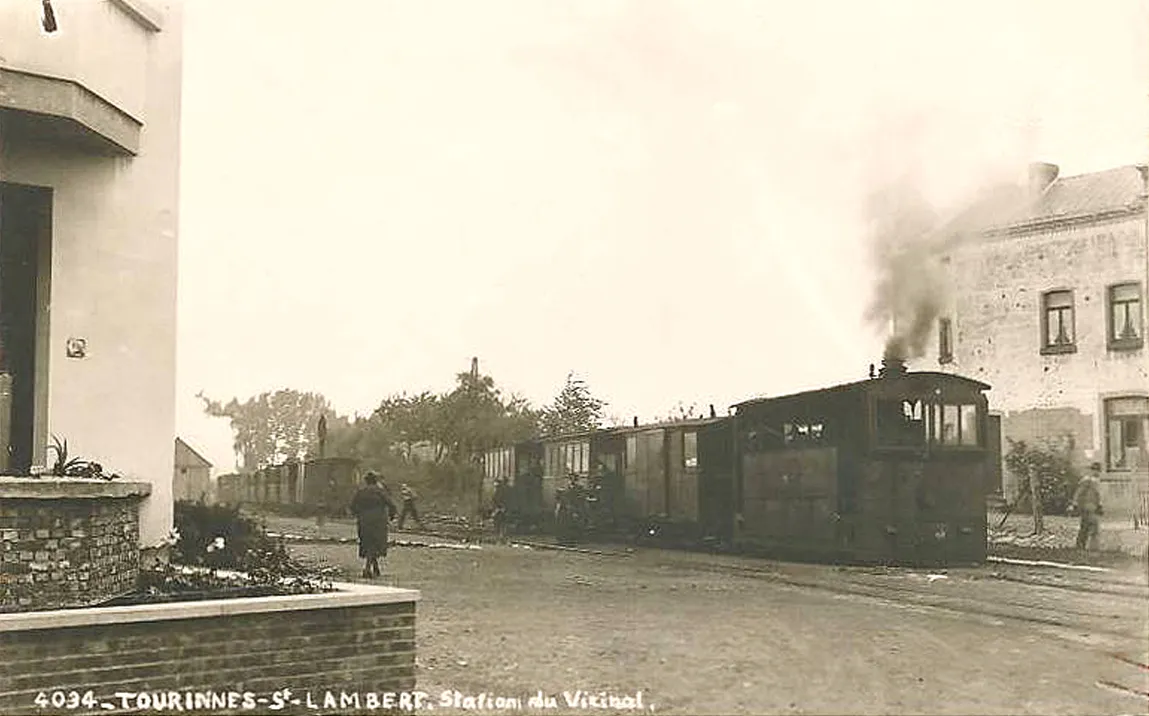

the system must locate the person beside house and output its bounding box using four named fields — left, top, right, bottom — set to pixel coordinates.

left=350, top=471, right=397, bottom=578
left=492, top=477, right=510, bottom=541
left=397, top=483, right=424, bottom=530
left=1070, top=463, right=1104, bottom=551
